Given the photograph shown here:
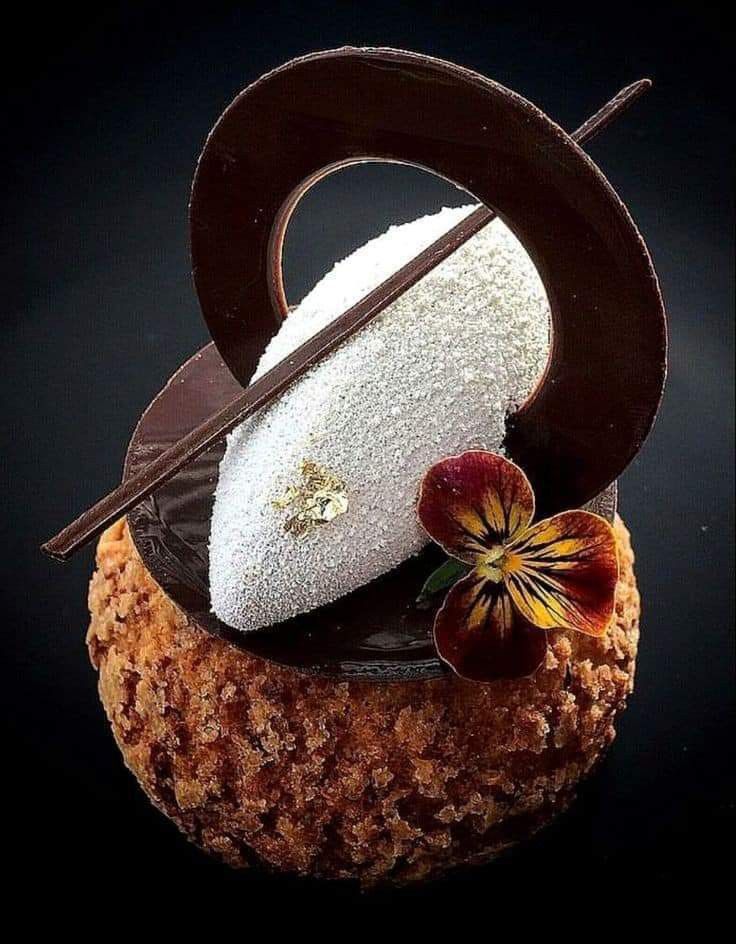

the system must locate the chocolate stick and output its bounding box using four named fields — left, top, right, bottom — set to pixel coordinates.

left=42, top=79, right=651, bottom=561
